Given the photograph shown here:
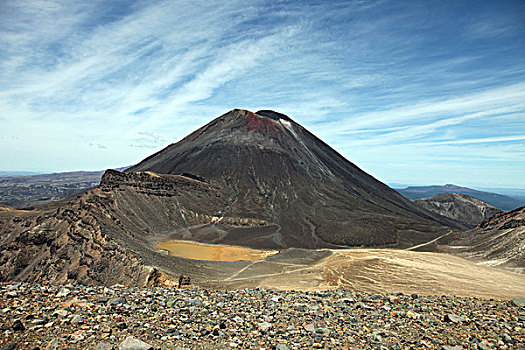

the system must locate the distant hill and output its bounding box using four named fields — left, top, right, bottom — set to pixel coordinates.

left=0, top=167, right=129, bottom=209
left=396, top=184, right=524, bottom=211
left=0, top=171, right=43, bottom=177
left=0, top=171, right=103, bottom=208
left=414, top=193, right=501, bottom=229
